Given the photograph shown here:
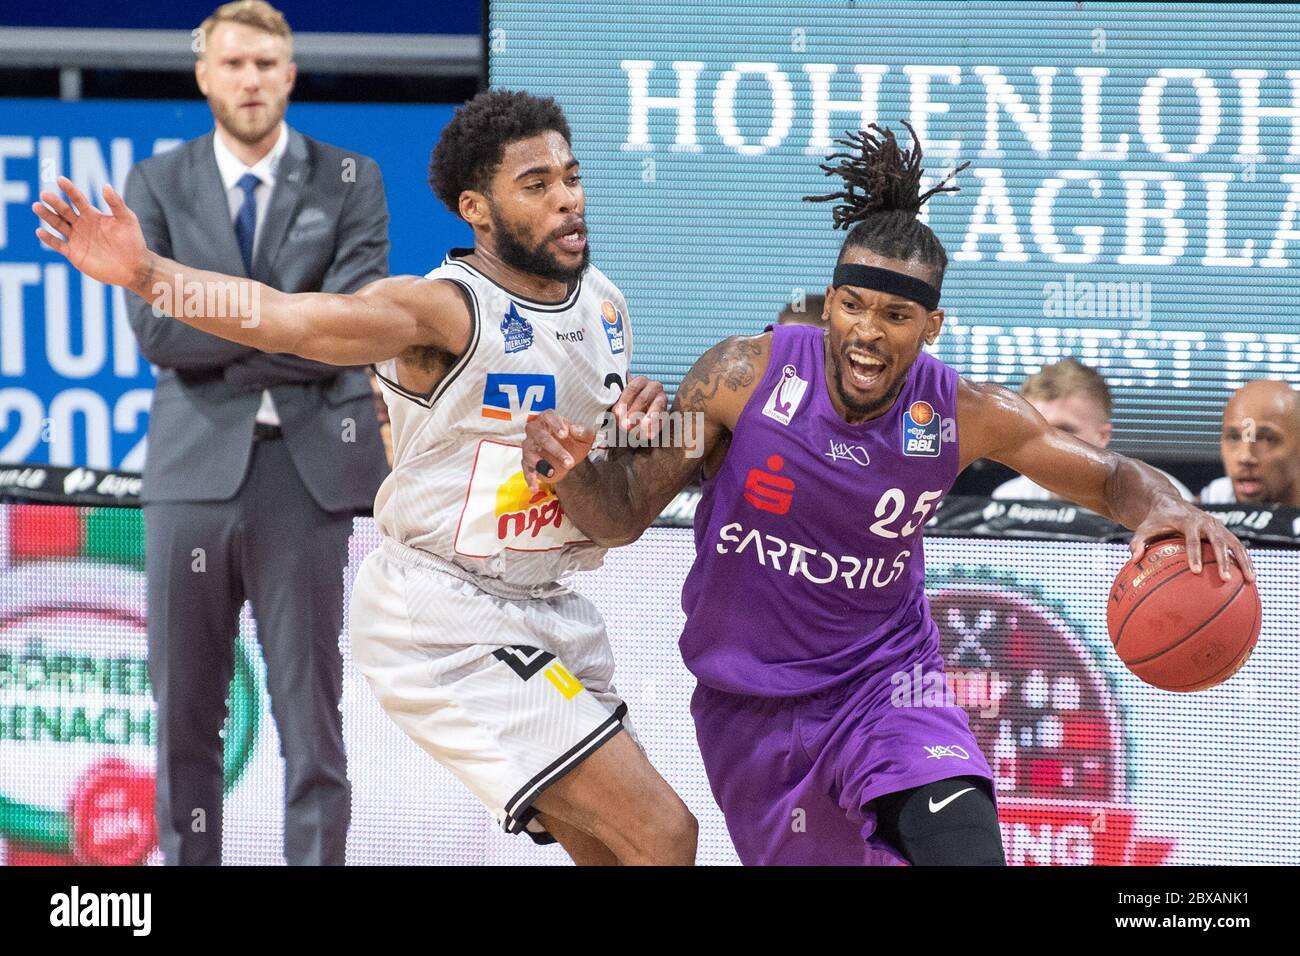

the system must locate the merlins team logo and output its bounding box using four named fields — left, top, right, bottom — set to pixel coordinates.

left=481, top=373, right=556, bottom=423
left=761, top=364, right=809, bottom=426
left=902, top=400, right=941, bottom=457
left=501, top=302, right=534, bottom=354
left=599, top=301, right=626, bottom=354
